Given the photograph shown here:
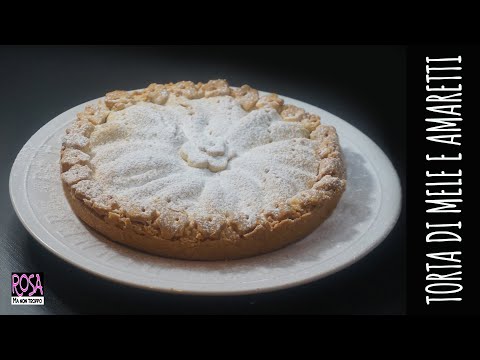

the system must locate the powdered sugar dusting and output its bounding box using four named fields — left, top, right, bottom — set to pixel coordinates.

left=88, top=96, right=319, bottom=228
